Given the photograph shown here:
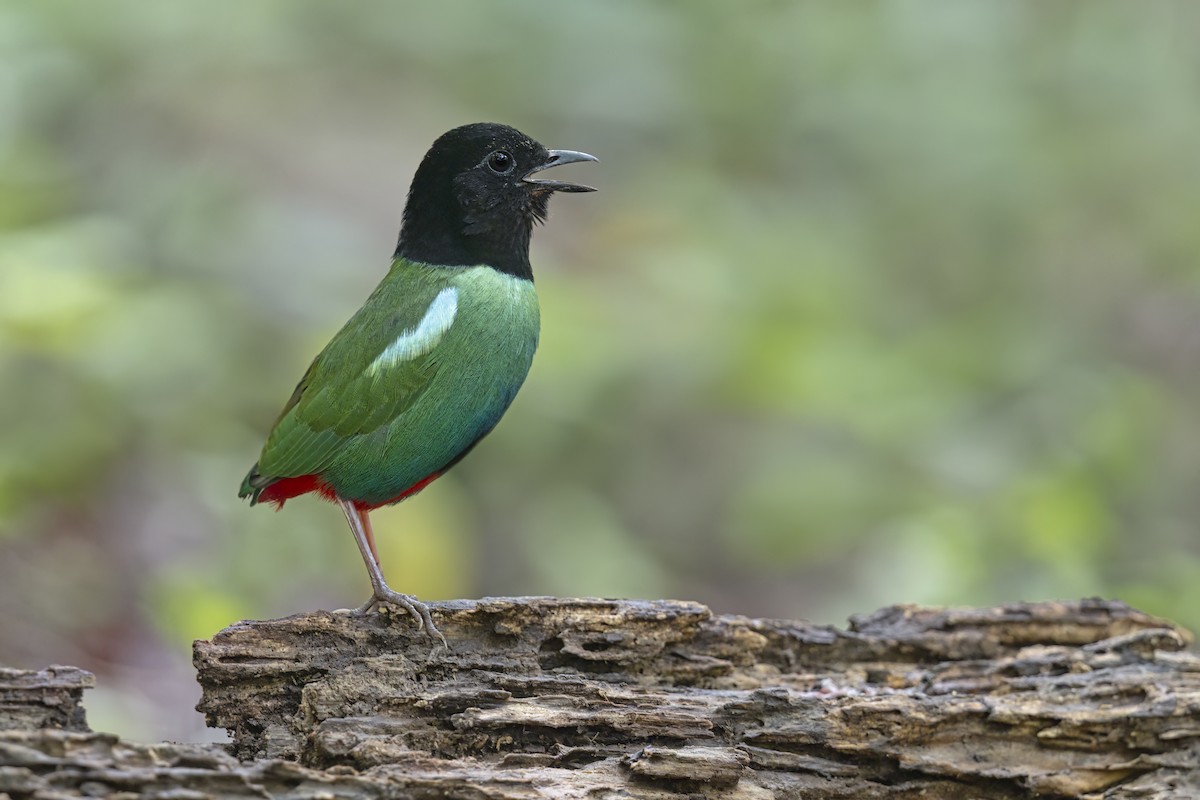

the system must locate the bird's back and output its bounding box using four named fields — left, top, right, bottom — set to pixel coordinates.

left=327, top=262, right=540, bottom=505
left=244, top=259, right=539, bottom=509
